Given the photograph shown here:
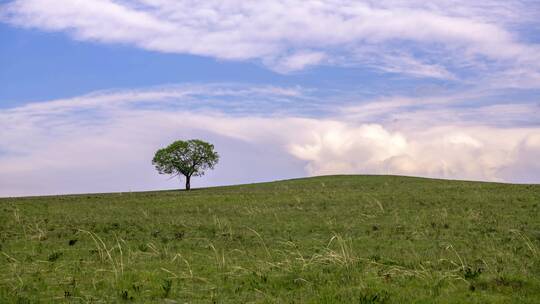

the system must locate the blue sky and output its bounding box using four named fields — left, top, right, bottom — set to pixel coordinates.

left=0, top=23, right=449, bottom=108
left=1, top=0, right=539, bottom=196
